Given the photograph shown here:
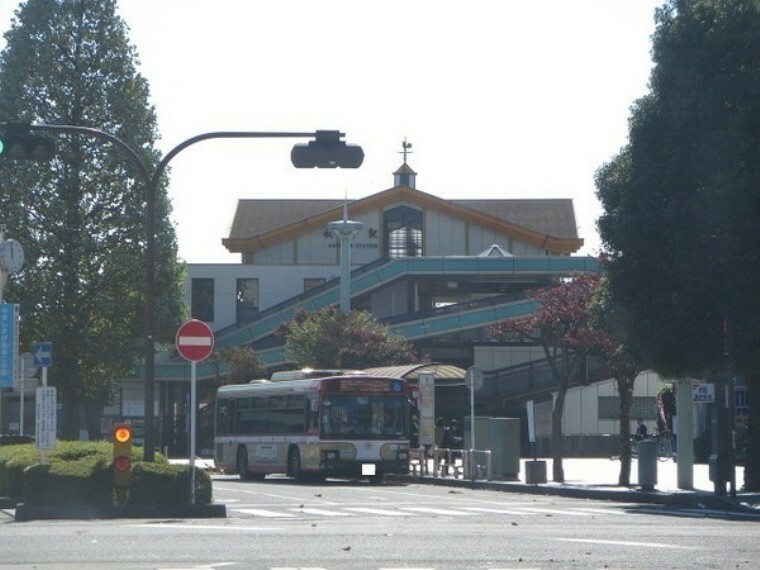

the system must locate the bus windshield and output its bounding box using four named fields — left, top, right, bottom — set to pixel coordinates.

left=321, top=395, right=407, bottom=439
